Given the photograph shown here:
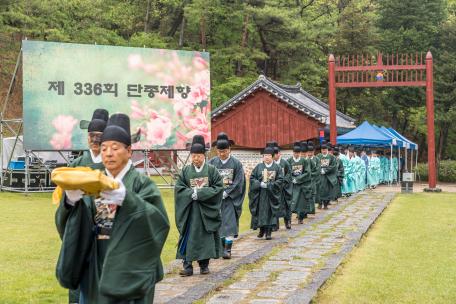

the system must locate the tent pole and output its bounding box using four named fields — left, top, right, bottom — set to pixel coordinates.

left=410, top=149, right=413, bottom=172
left=398, top=146, right=401, bottom=184
left=405, top=145, right=408, bottom=172
left=390, top=144, right=393, bottom=186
